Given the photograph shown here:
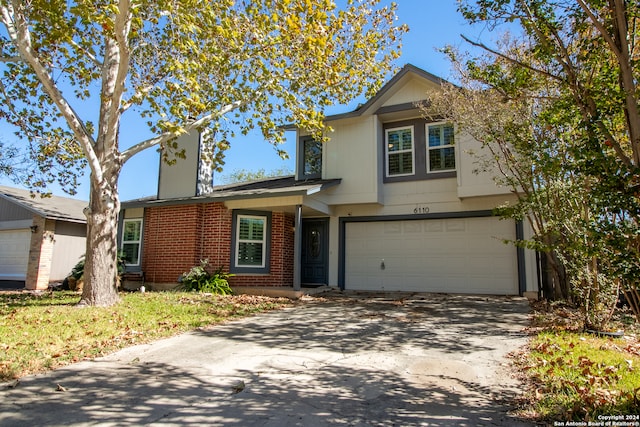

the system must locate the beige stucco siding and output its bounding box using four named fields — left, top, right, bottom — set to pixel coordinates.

left=158, top=131, right=200, bottom=199
left=50, top=221, right=86, bottom=281
left=381, top=76, right=438, bottom=106
left=320, top=116, right=381, bottom=205
left=123, top=208, right=144, bottom=219
left=456, top=132, right=512, bottom=198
